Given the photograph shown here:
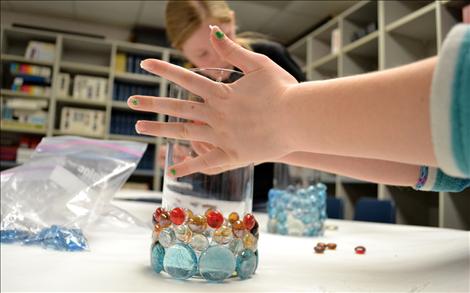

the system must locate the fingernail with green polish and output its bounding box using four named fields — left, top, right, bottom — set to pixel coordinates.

left=131, top=98, right=139, bottom=106
left=170, top=169, right=176, bottom=176
left=215, top=30, right=224, bottom=40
